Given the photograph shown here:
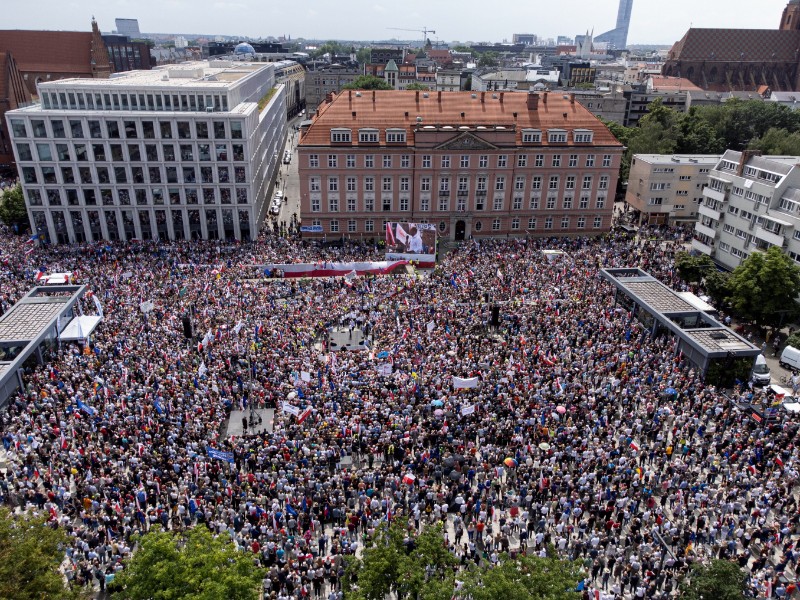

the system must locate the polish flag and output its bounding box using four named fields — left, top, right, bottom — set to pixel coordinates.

left=629, top=440, right=640, bottom=452
left=297, top=407, right=312, bottom=424
left=402, top=473, right=416, bottom=485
